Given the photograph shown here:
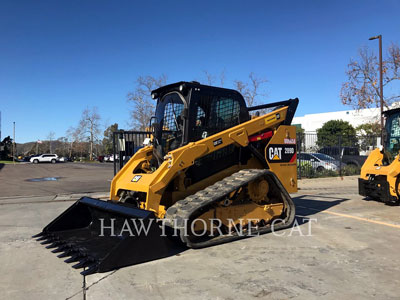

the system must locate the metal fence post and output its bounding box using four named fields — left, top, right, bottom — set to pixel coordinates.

left=339, top=135, right=342, bottom=177
left=113, top=132, right=116, bottom=176
left=297, top=132, right=301, bottom=179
